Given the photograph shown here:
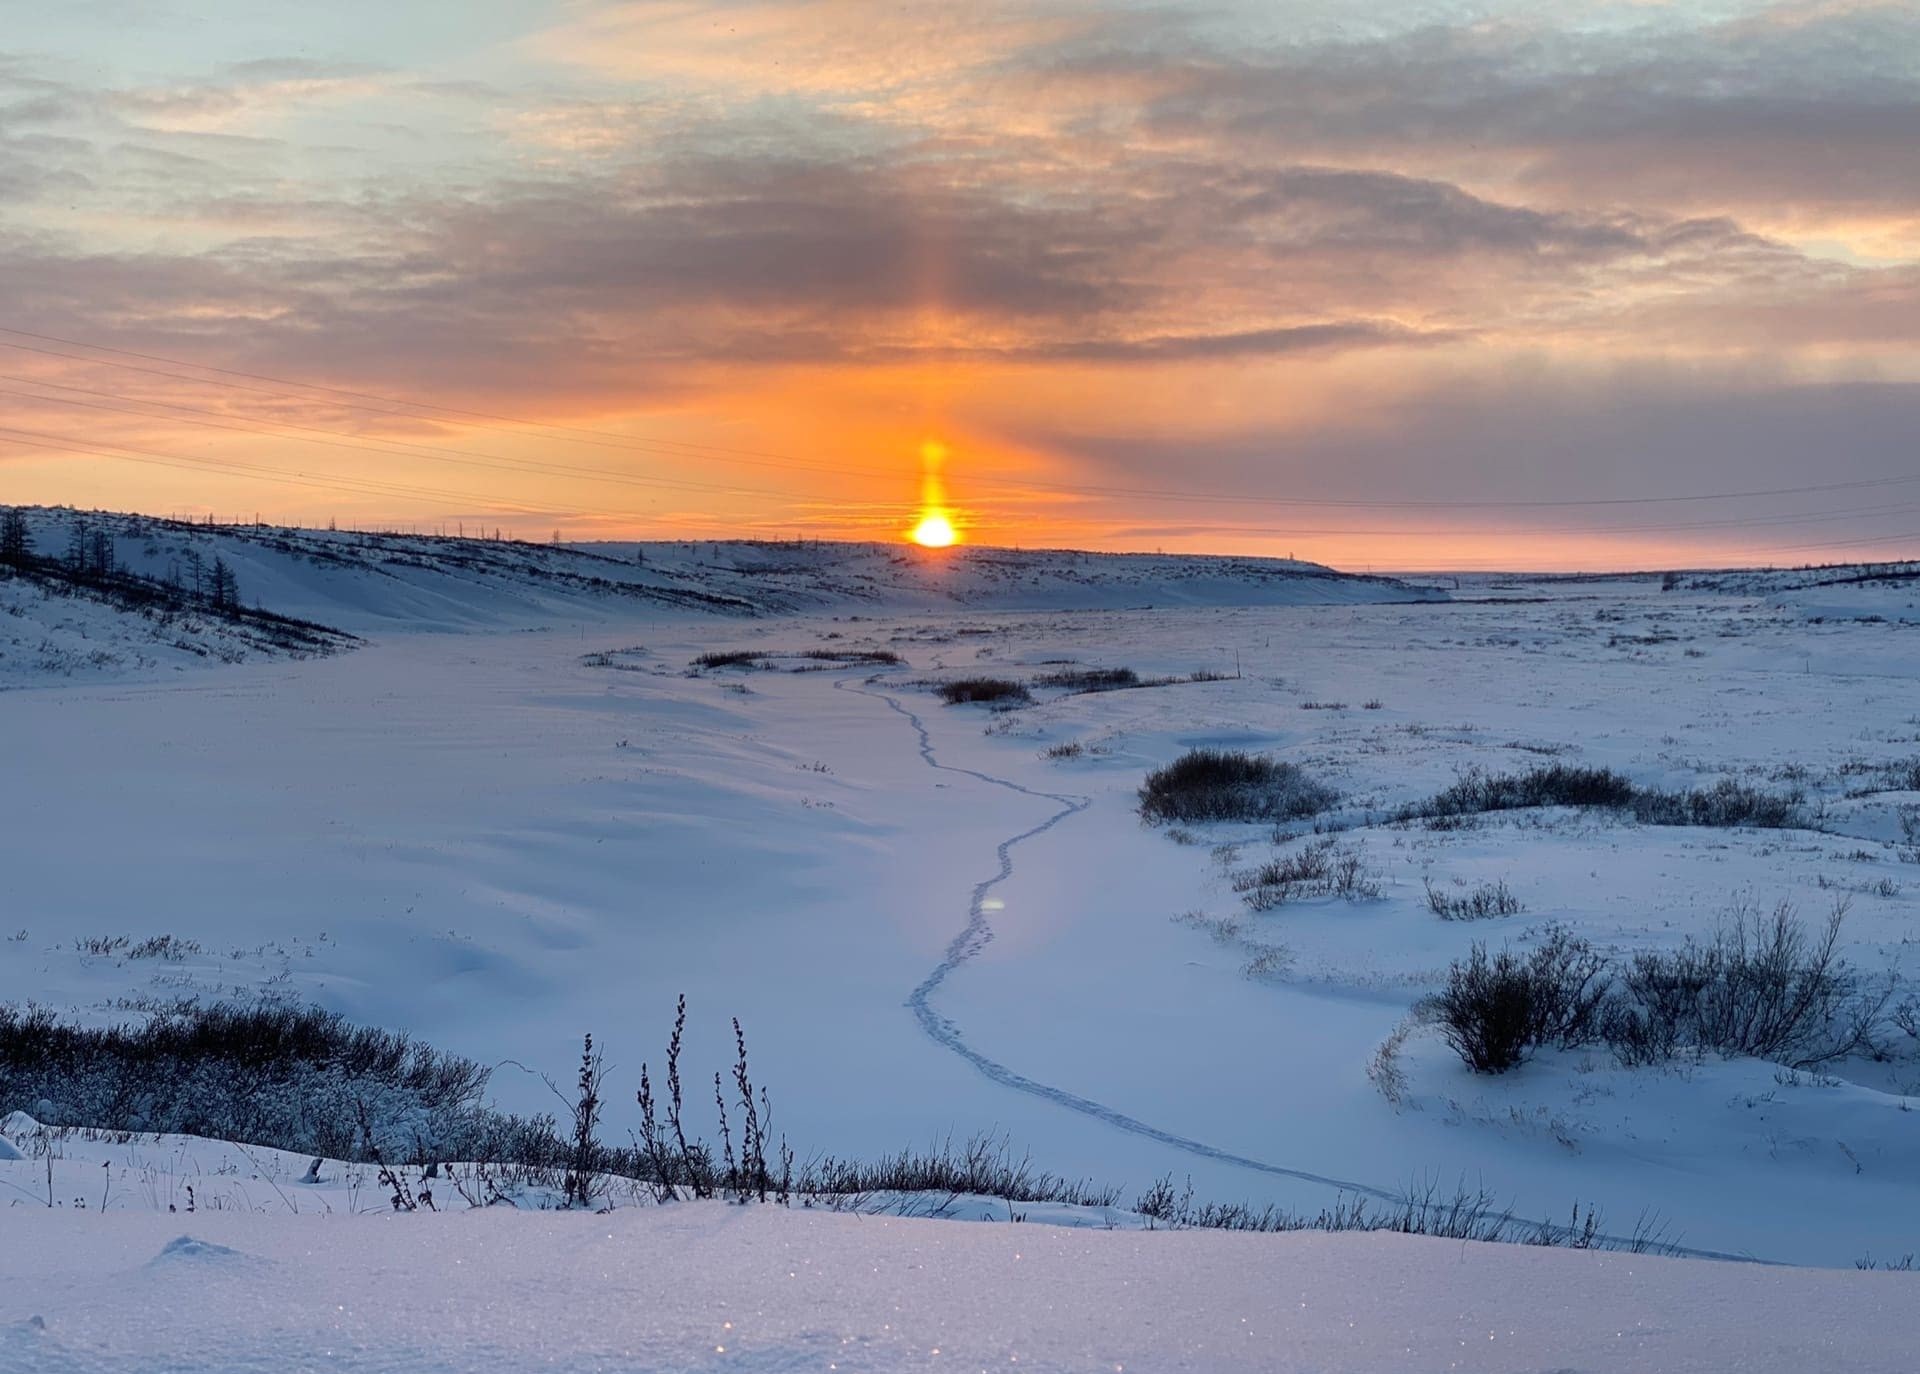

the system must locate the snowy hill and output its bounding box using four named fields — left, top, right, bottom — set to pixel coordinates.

left=0, top=546, right=353, bottom=689
left=1665, top=560, right=1920, bottom=595
left=2, top=1185, right=1912, bottom=1372
left=4, top=508, right=1443, bottom=641
left=576, top=537, right=1448, bottom=618
left=1666, top=560, right=1920, bottom=624
left=3, top=1114, right=1914, bottom=1371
